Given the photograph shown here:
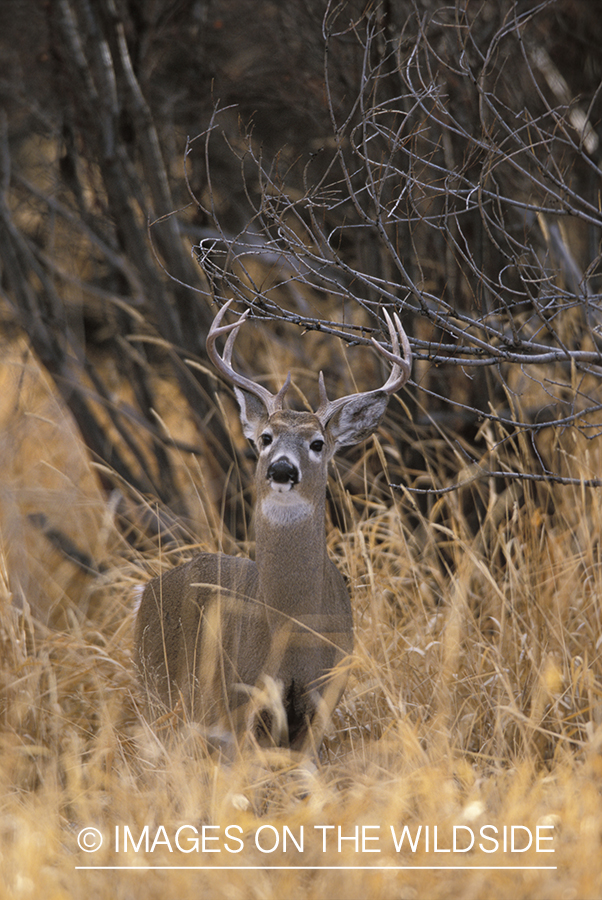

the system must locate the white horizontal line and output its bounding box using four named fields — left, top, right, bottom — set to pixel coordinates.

left=75, top=865, right=557, bottom=871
